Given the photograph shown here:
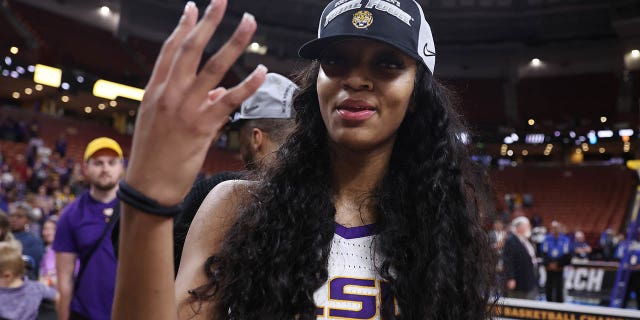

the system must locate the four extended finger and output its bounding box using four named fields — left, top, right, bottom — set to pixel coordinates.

left=167, top=0, right=228, bottom=86
left=191, top=12, right=257, bottom=98
left=147, top=1, right=198, bottom=89
left=207, top=65, right=267, bottom=117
